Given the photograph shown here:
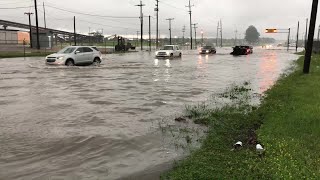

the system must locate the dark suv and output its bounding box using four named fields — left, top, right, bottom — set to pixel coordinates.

left=199, top=46, right=217, bottom=54
left=231, top=46, right=253, bottom=55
